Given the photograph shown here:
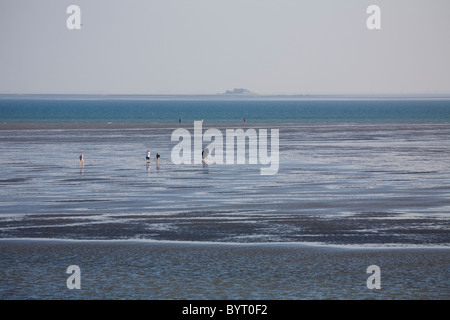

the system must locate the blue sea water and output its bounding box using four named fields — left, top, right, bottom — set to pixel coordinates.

left=1, top=98, right=450, bottom=123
